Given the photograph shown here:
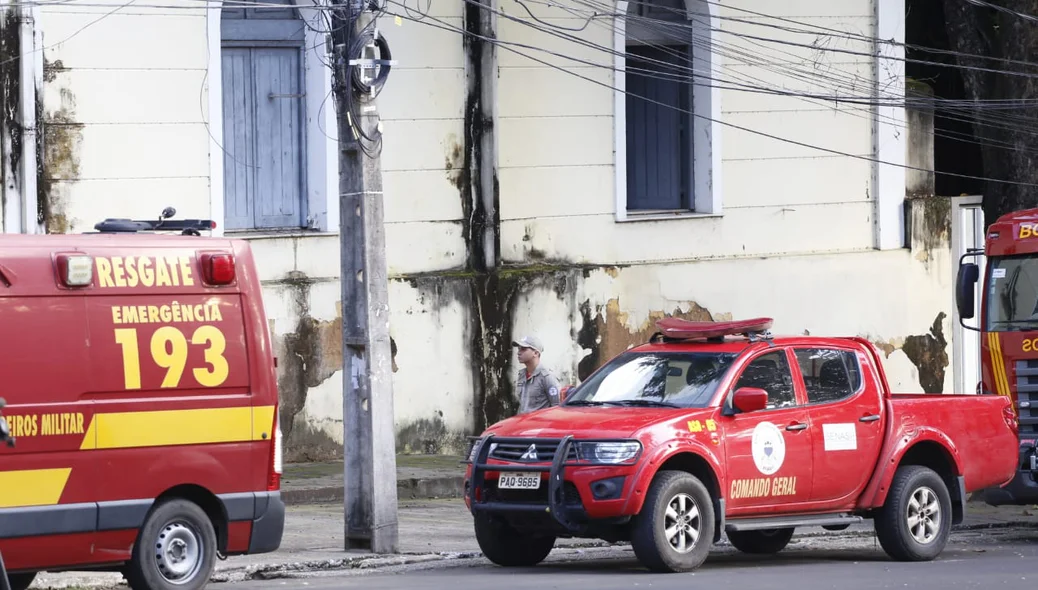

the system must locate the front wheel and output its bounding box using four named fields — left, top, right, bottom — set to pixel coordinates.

left=874, top=465, right=952, bottom=562
left=473, top=513, right=556, bottom=567
left=726, top=527, right=795, bottom=554
left=630, top=470, right=716, bottom=573
left=124, top=498, right=218, bottom=590
left=7, top=572, right=36, bottom=590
